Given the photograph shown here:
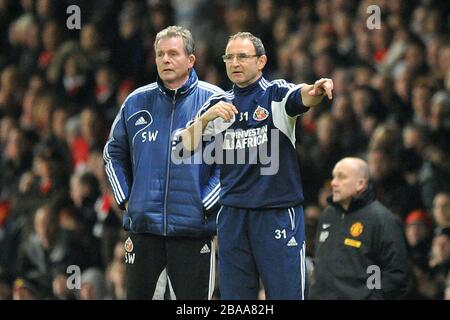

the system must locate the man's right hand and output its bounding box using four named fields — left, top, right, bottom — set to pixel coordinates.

left=125, top=201, right=128, bottom=211
left=201, top=101, right=238, bottom=123
left=180, top=101, right=237, bottom=152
